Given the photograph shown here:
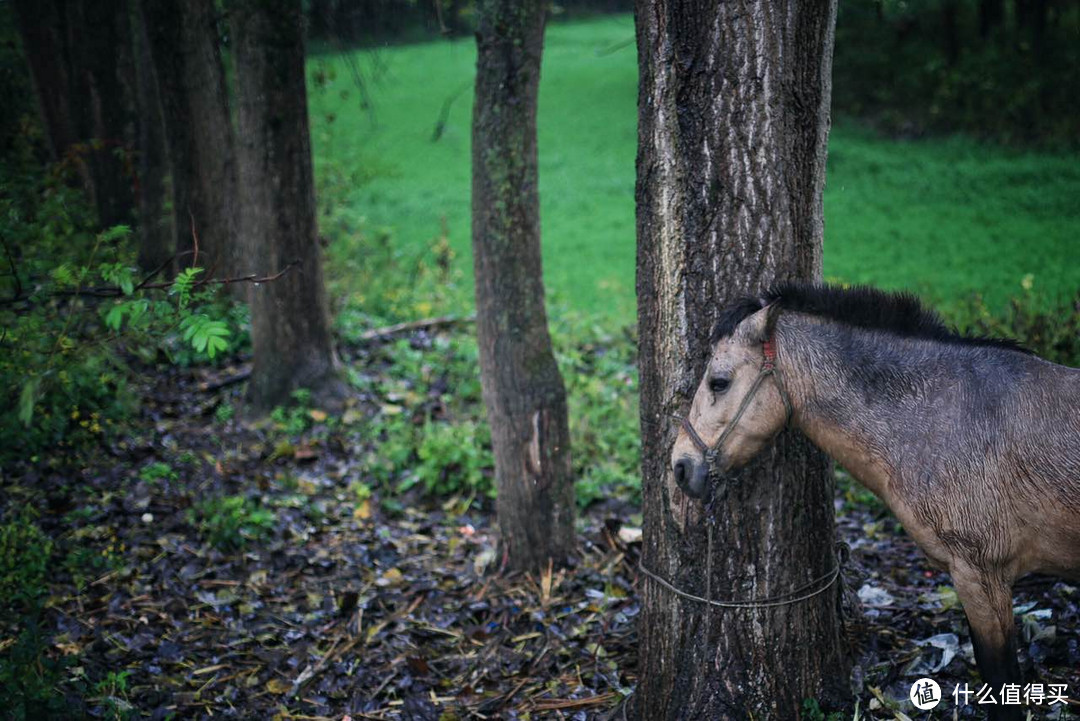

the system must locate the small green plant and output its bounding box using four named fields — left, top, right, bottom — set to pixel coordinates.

left=0, top=507, right=53, bottom=611
left=358, top=414, right=415, bottom=487
left=62, top=537, right=124, bottom=592
left=93, top=669, right=134, bottom=720
left=801, top=698, right=844, bottom=721
left=835, top=467, right=888, bottom=517
left=555, top=319, right=641, bottom=507
left=215, top=401, right=235, bottom=424
left=189, top=495, right=276, bottom=552
left=411, top=420, right=495, bottom=498
left=138, top=461, right=178, bottom=485
left=349, top=481, right=373, bottom=502
left=270, top=388, right=315, bottom=435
